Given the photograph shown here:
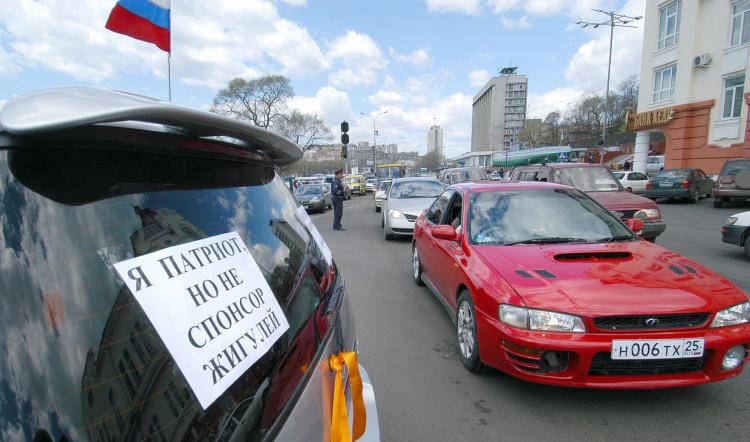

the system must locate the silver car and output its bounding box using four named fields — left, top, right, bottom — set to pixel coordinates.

left=295, top=183, right=332, bottom=212
left=0, top=87, right=379, bottom=442
left=382, top=177, right=444, bottom=240
left=374, top=179, right=392, bottom=212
